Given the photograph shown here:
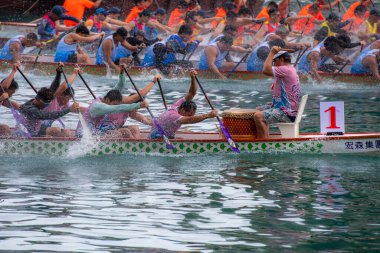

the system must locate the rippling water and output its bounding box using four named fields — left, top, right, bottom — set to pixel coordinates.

left=0, top=72, right=379, bottom=252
